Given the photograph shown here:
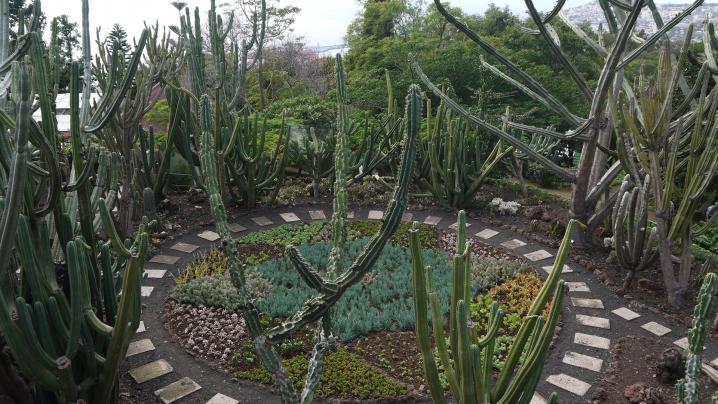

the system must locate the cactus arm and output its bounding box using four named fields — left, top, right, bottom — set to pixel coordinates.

left=426, top=266, right=459, bottom=395
left=63, top=146, right=98, bottom=192
left=97, top=198, right=132, bottom=258
left=410, top=222, right=447, bottom=404
left=412, top=58, right=575, bottom=182
left=617, top=0, right=703, bottom=69
left=286, top=246, right=336, bottom=294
